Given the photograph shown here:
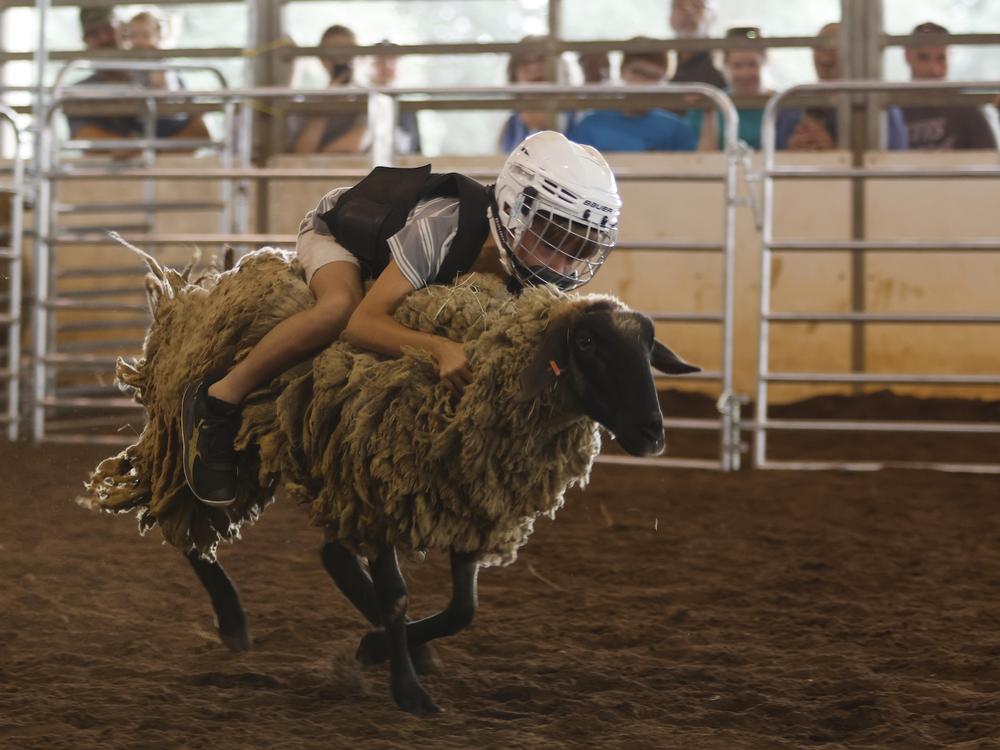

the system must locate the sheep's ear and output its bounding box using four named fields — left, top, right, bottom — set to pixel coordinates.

left=518, top=313, right=572, bottom=402
left=652, top=339, right=701, bottom=375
